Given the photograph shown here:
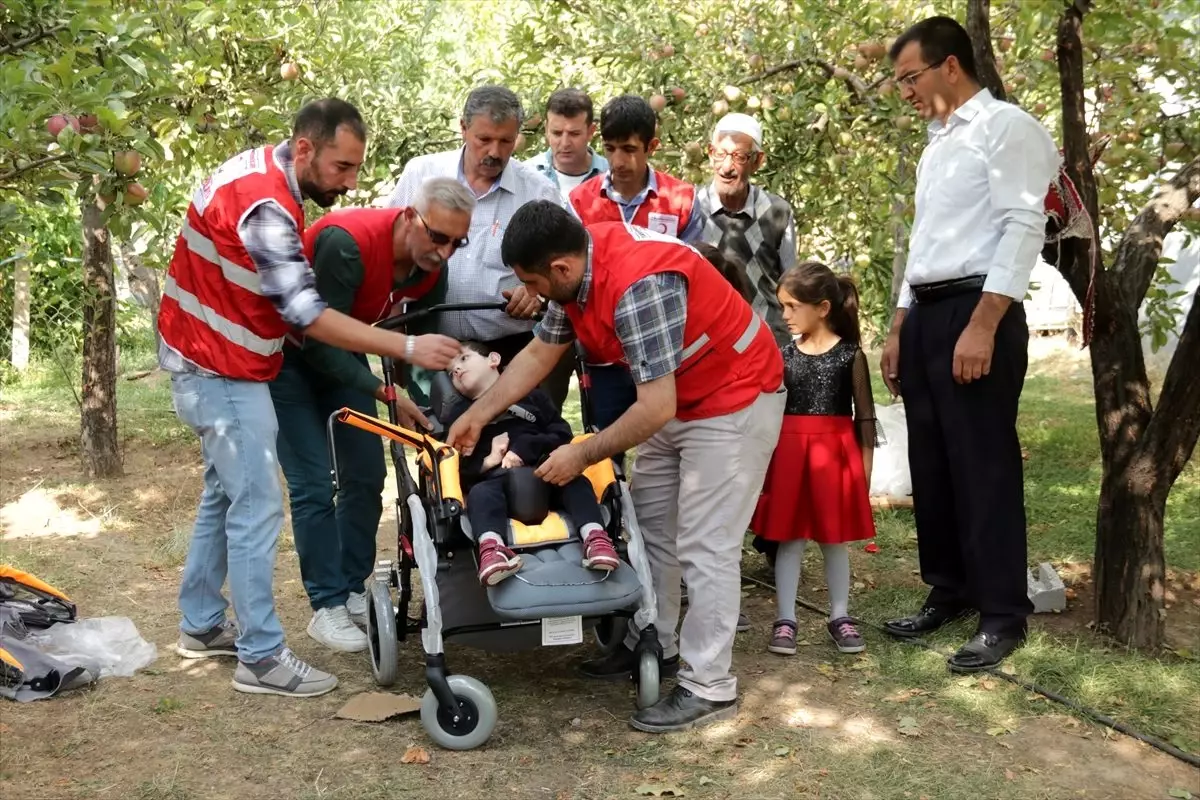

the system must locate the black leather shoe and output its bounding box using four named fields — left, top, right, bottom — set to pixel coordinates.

left=579, top=646, right=679, bottom=681
left=883, top=606, right=970, bottom=639
left=947, top=631, right=1024, bottom=673
left=629, top=686, right=737, bottom=733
